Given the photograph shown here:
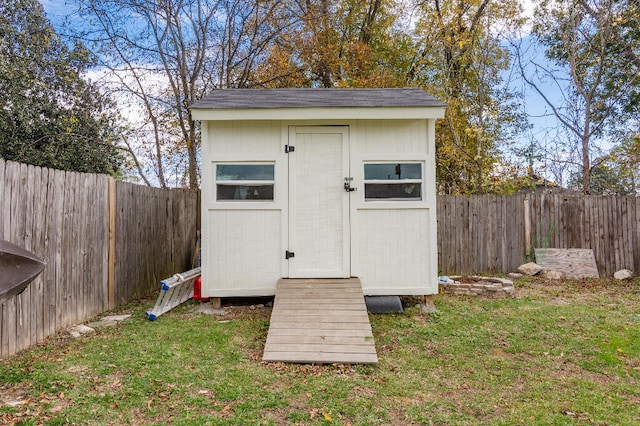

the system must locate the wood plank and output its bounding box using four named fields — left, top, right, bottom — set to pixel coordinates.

left=16, top=163, right=30, bottom=351
left=271, top=308, right=367, bottom=316
left=275, top=287, right=364, bottom=294
left=266, top=328, right=374, bottom=338
left=274, top=297, right=365, bottom=304
left=269, top=324, right=373, bottom=333
left=266, top=335, right=374, bottom=344
left=0, top=159, right=5, bottom=239
left=264, top=343, right=377, bottom=354
left=264, top=278, right=377, bottom=364
left=29, top=164, right=44, bottom=344
left=263, top=351, right=379, bottom=364
left=108, top=177, right=116, bottom=309
left=535, top=248, right=599, bottom=278
left=624, top=197, right=635, bottom=272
